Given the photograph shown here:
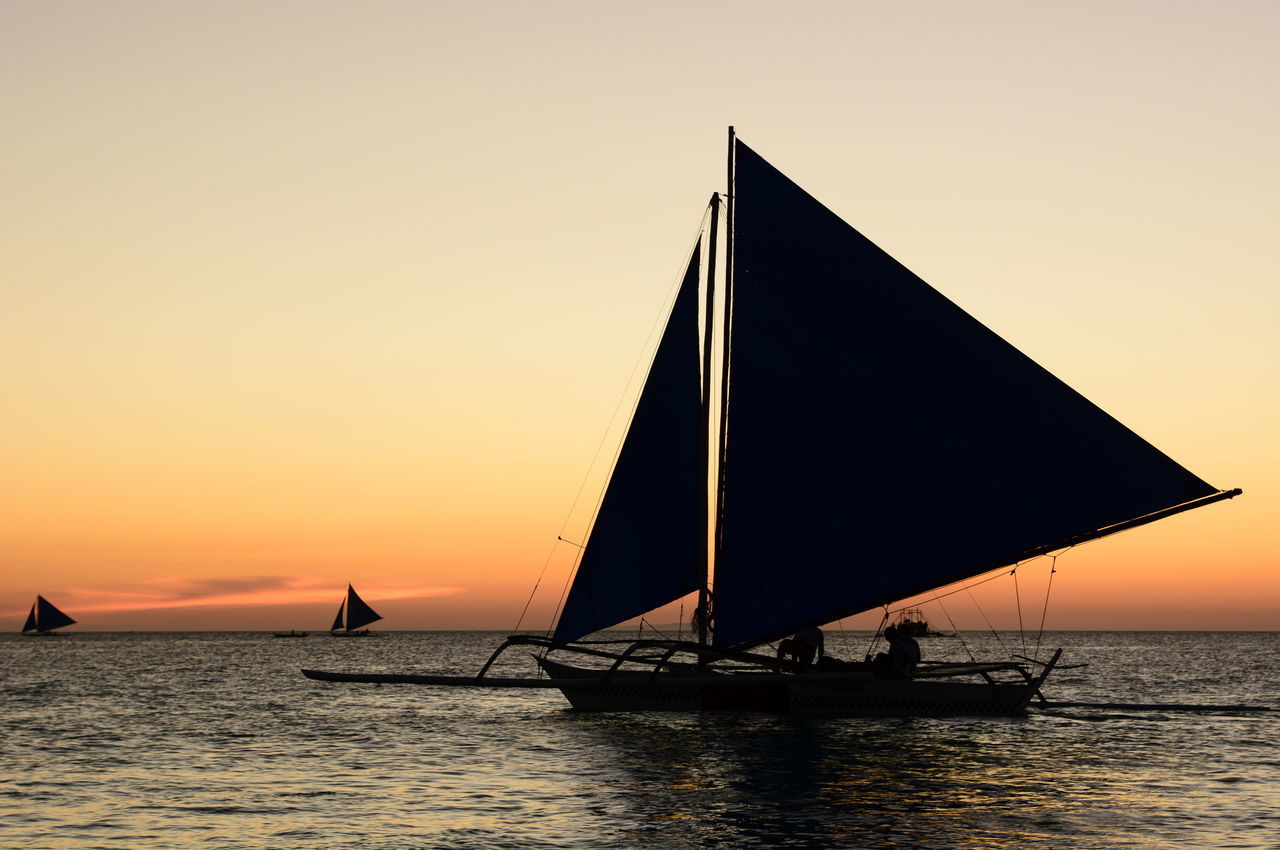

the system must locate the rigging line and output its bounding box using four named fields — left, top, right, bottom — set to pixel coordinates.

left=930, top=593, right=977, bottom=664
left=965, top=580, right=1014, bottom=660
left=542, top=207, right=713, bottom=638
left=643, top=617, right=674, bottom=641
left=894, top=560, right=1023, bottom=609
left=513, top=537, right=585, bottom=633
left=1033, top=553, right=1062, bottom=663
left=865, top=608, right=890, bottom=661
left=556, top=204, right=713, bottom=548
left=513, top=538, right=558, bottom=633
left=1013, top=567, right=1027, bottom=660
left=903, top=554, right=1058, bottom=660
left=873, top=500, right=1217, bottom=637
left=568, top=204, right=712, bottom=550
